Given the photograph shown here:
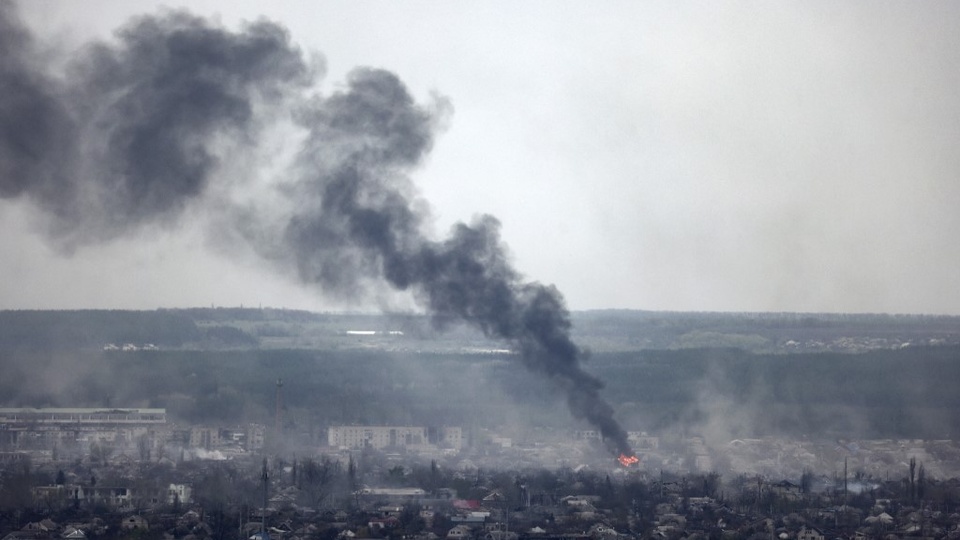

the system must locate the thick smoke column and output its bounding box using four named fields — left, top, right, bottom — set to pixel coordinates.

left=0, top=2, right=634, bottom=456
left=282, top=70, right=633, bottom=455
